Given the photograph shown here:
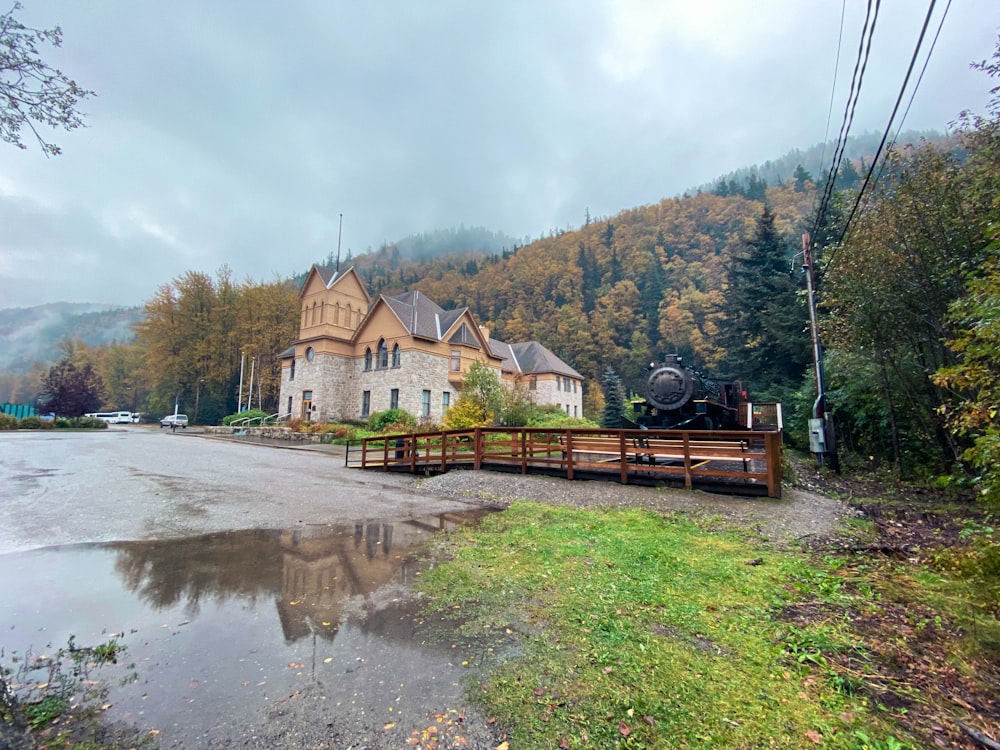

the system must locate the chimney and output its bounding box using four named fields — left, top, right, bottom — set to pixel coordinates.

left=479, top=325, right=491, bottom=340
